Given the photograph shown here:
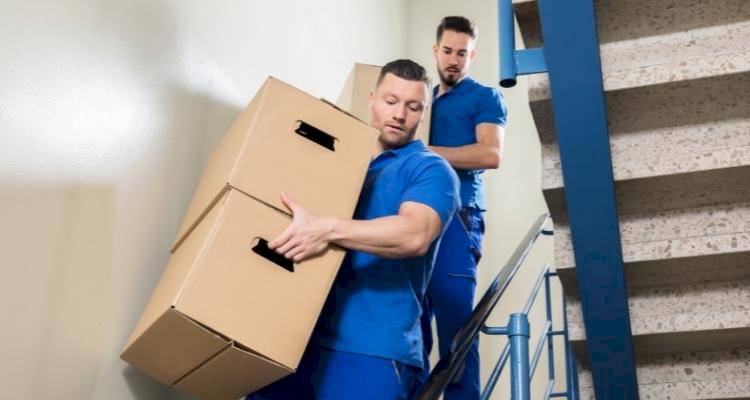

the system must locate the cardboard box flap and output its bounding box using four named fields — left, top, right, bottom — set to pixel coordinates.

left=321, top=98, right=364, bottom=123
left=174, top=189, right=345, bottom=369
left=121, top=308, right=230, bottom=386
left=174, top=341, right=292, bottom=400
